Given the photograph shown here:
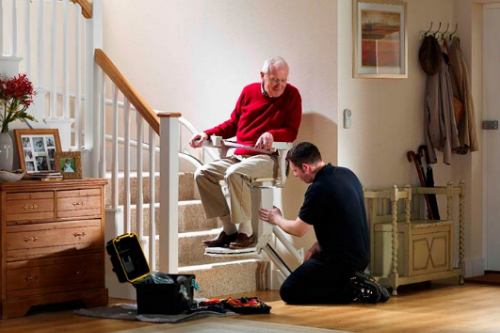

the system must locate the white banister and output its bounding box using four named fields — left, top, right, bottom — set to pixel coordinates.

left=159, top=114, right=180, bottom=273
left=37, top=0, right=44, bottom=86
left=123, top=98, right=131, bottom=233
left=148, top=128, right=156, bottom=270
left=99, top=70, right=105, bottom=177
left=111, top=84, right=119, bottom=210
left=23, top=0, right=30, bottom=77
left=63, top=0, right=70, bottom=118
left=75, top=3, right=82, bottom=149
left=136, top=115, right=144, bottom=242
left=50, top=0, right=57, bottom=117
left=11, top=0, right=17, bottom=56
